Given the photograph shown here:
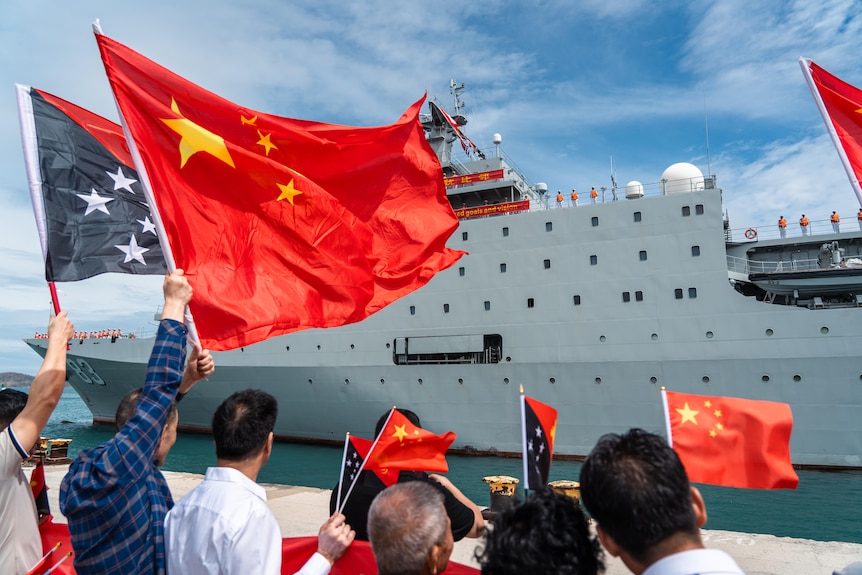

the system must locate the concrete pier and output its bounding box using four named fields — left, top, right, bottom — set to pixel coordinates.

left=40, top=465, right=861, bottom=575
